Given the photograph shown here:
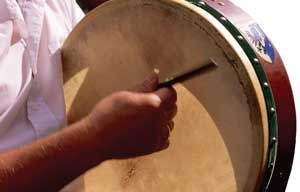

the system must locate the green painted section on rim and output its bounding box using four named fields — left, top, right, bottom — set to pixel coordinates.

left=186, top=0, right=278, bottom=191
